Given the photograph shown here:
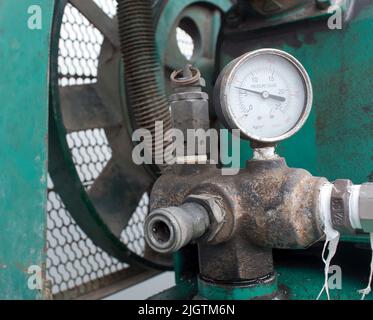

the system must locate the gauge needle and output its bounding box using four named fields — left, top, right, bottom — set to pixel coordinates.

left=235, top=86, right=286, bottom=102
